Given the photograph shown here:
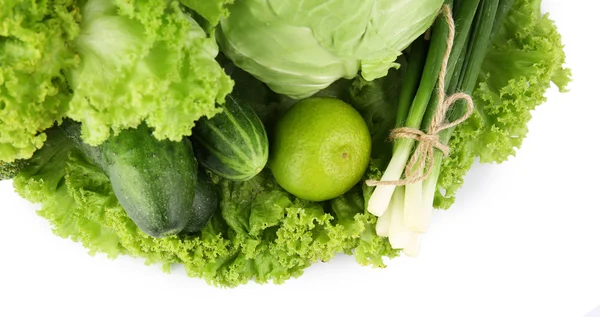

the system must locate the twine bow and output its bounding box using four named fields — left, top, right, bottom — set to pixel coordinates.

left=366, top=5, right=475, bottom=187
